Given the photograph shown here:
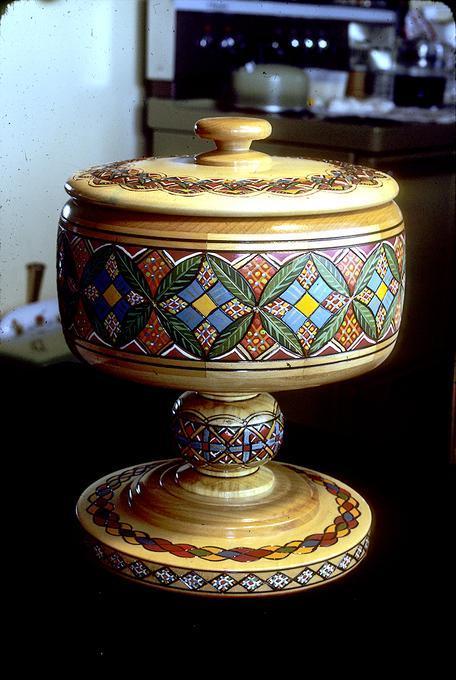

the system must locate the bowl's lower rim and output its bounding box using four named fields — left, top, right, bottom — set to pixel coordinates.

left=67, top=333, right=398, bottom=392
